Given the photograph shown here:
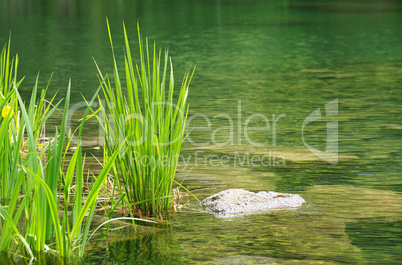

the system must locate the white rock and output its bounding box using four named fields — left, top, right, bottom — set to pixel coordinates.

left=202, top=189, right=306, bottom=218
